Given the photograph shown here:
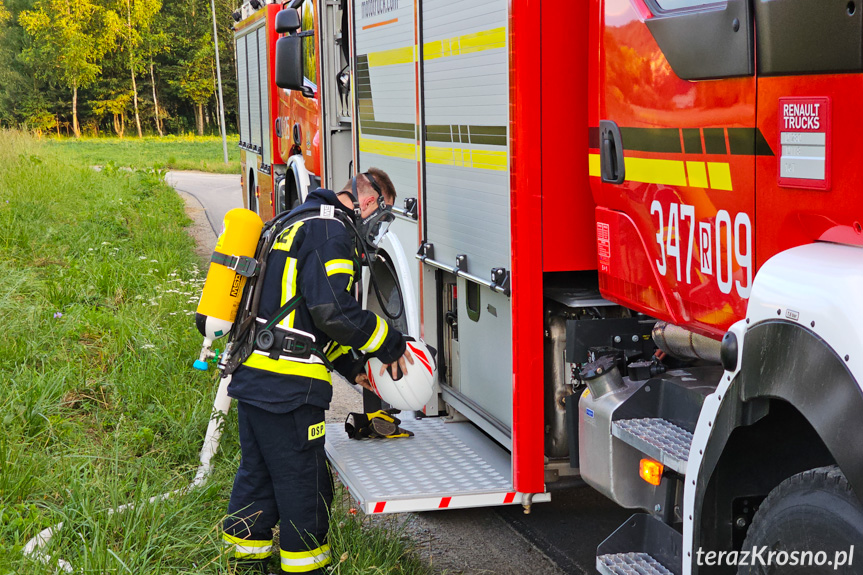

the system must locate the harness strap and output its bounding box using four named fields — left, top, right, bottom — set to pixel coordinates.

left=210, top=251, right=258, bottom=277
